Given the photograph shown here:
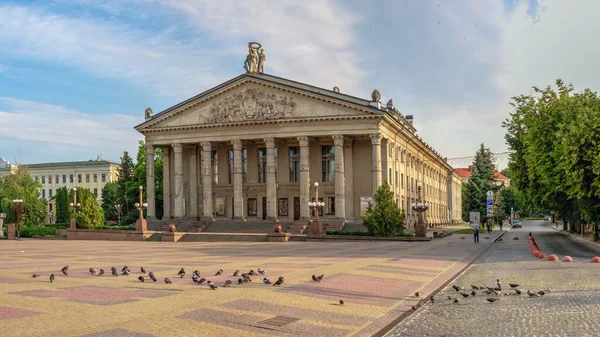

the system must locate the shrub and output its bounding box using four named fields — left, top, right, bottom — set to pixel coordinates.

left=20, top=225, right=57, bottom=238
left=92, top=225, right=136, bottom=231
left=363, top=183, right=406, bottom=237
